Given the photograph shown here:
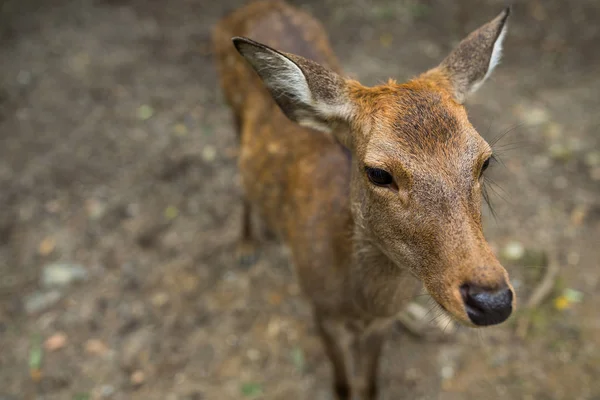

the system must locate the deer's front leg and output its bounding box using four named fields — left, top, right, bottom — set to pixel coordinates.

left=352, top=321, right=389, bottom=400
left=315, top=313, right=353, bottom=400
